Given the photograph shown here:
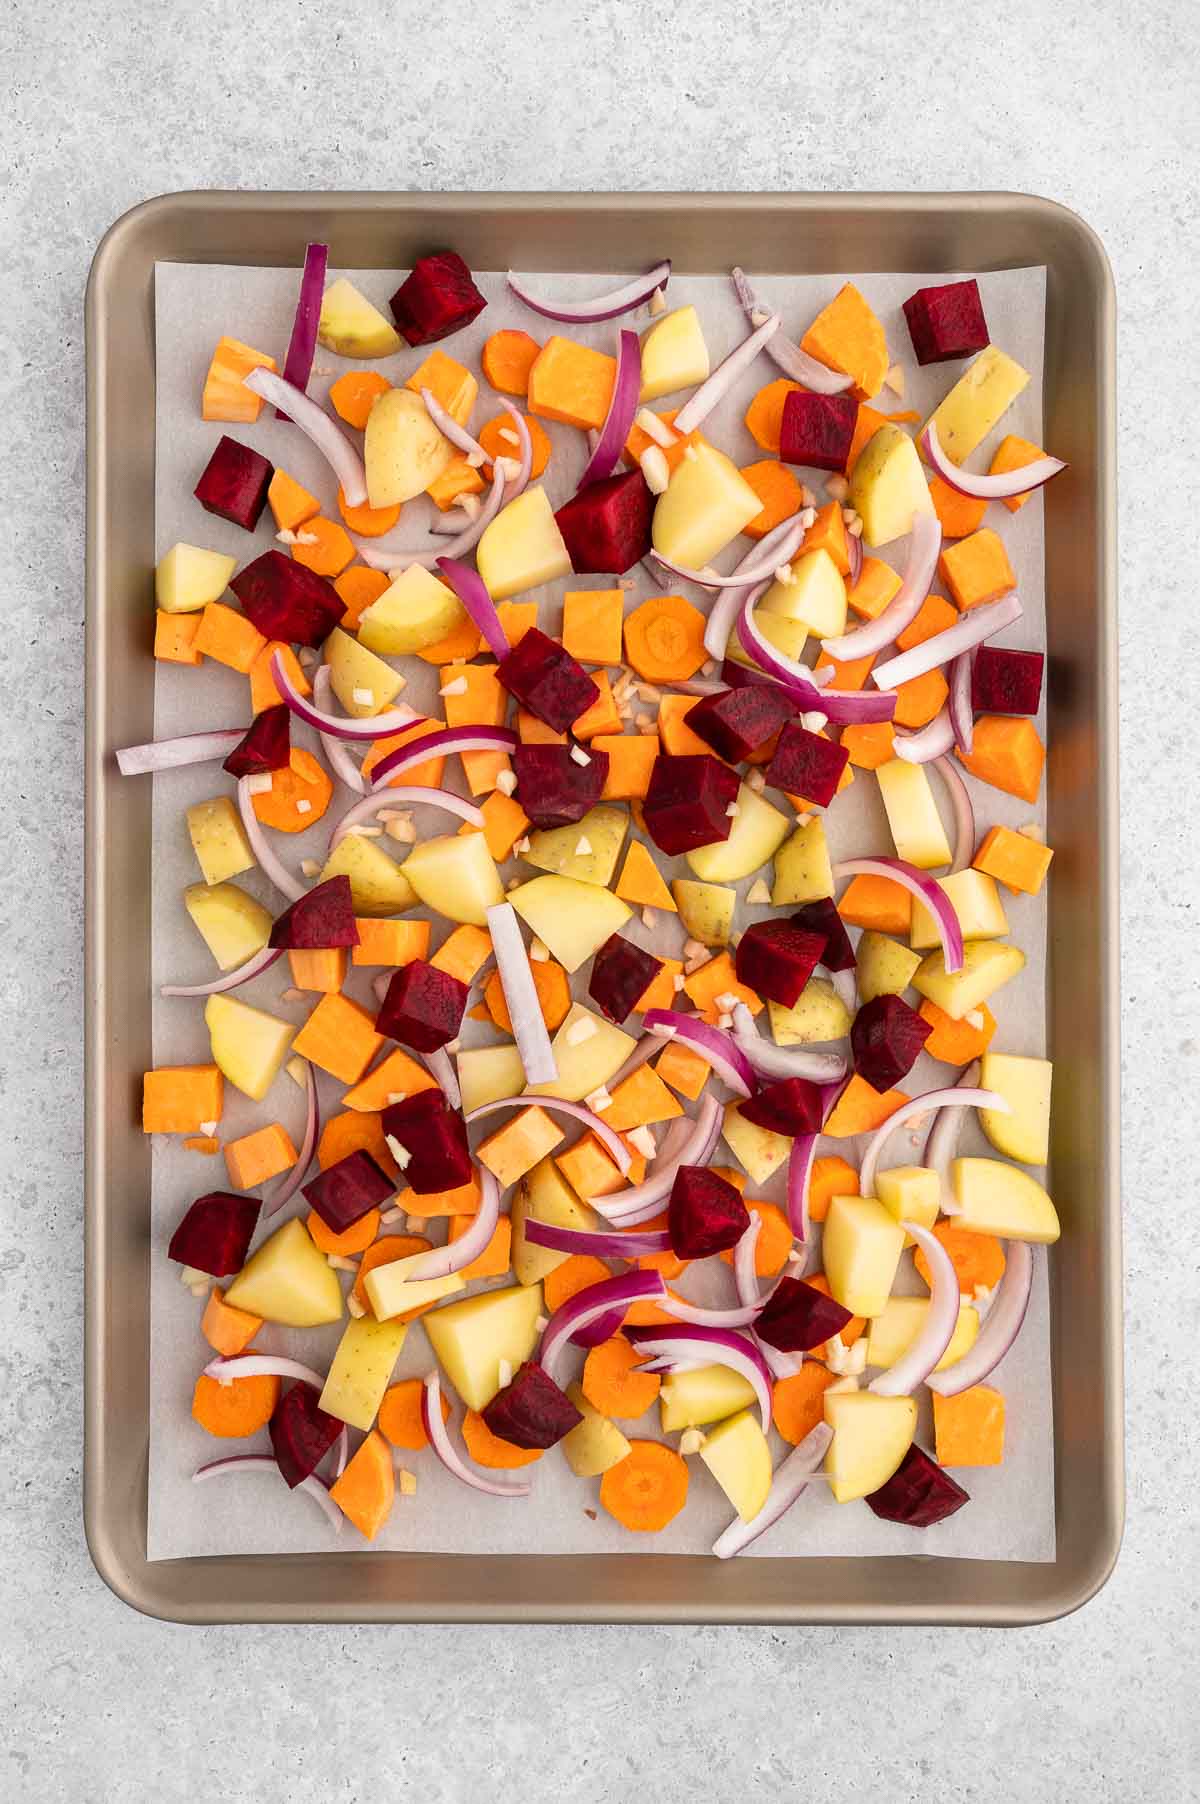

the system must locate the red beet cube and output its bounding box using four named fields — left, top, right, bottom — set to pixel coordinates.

left=719, top=658, right=785, bottom=693
left=376, top=959, right=468, bottom=1052
left=790, top=897, right=853, bottom=972
left=902, top=280, right=990, bottom=365
left=389, top=251, right=486, bottom=346
left=866, top=1444, right=971, bottom=1526
left=555, top=471, right=653, bottom=574
left=643, top=754, right=740, bottom=855
left=269, top=875, right=360, bottom=950
left=756, top=1276, right=854, bottom=1352
left=668, top=1164, right=749, bottom=1259
left=738, top=1076, right=823, bottom=1137
left=194, top=435, right=274, bottom=531
left=851, top=994, right=931, bottom=1090
left=230, top=550, right=346, bottom=648
left=589, top=933, right=664, bottom=1025
left=971, top=645, right=1044, bottom=716
left=270, top=1383, right=343, bottom=1489
left=765, top=723, right=849, bottom=807
left=685, top=685, right=796, bottom=763
left=381, top=1091, right=473, bottom=1195
left=303, top=1148, right=394, bottom=1233
left=481, top=1362, right=583, bottom=1450
left=735, top=920, right=827, bottom=1007
left=223, top=704, right=291, bottom=779
left=167, top=1192, right=260, bottom=1276
left=513, top=743, right=609, bottom=830
left=779, top=391, right=859, bottom=472
left=498, top=627, right=599, bottom=732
